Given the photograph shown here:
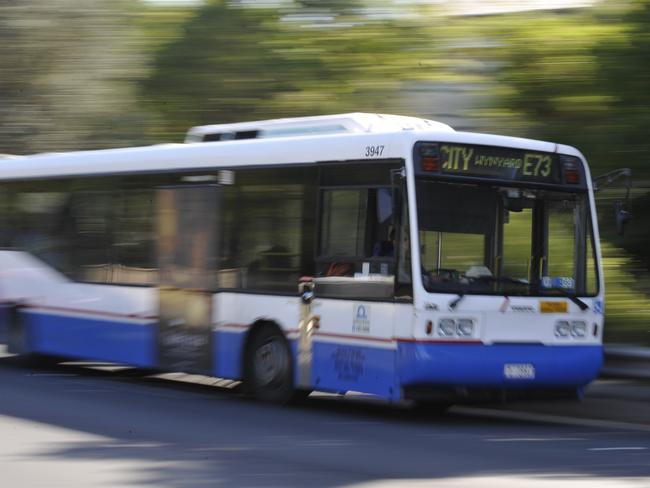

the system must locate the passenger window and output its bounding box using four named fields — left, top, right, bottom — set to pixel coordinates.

left=218, top=167, right=318, bottom=293
left=112, top=190, right=156, bottom=284
left=12, top=191, right=71, bottom=273
left=68, top=189, right=156, bottom=285
left=70, top=191, right=113, bottom=282
left=0, top=186, right=13, bottom=248
left=320, top=189, right=368, bottom=258
left=318, top=187, right=395, bottom=275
